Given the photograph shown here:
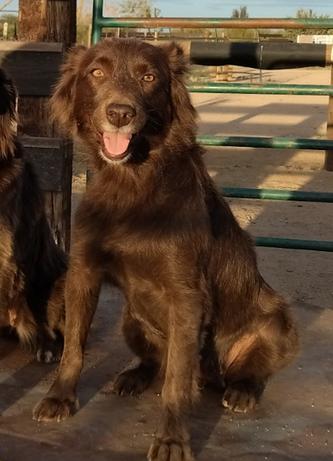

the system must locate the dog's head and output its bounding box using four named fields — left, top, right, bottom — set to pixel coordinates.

left=50, top=39, right=196, bottom=165
left=0, top=68, right=17, bottom=158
